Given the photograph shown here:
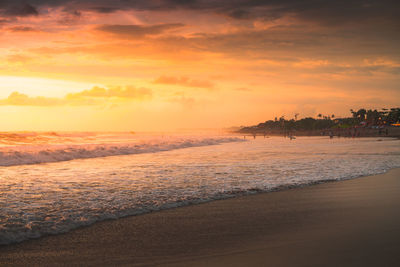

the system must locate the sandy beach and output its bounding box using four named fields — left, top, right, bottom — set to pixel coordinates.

left=1, top=168, right=400, bottom=266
